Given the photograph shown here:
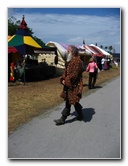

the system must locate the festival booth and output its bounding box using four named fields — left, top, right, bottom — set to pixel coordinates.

left=82, top=44, right=112, bottom=70
left=46, top=41, right=112, bottom=71
left=46, top=41, right=92, bottom=69
left=8, top=16, right=57, bottom=82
